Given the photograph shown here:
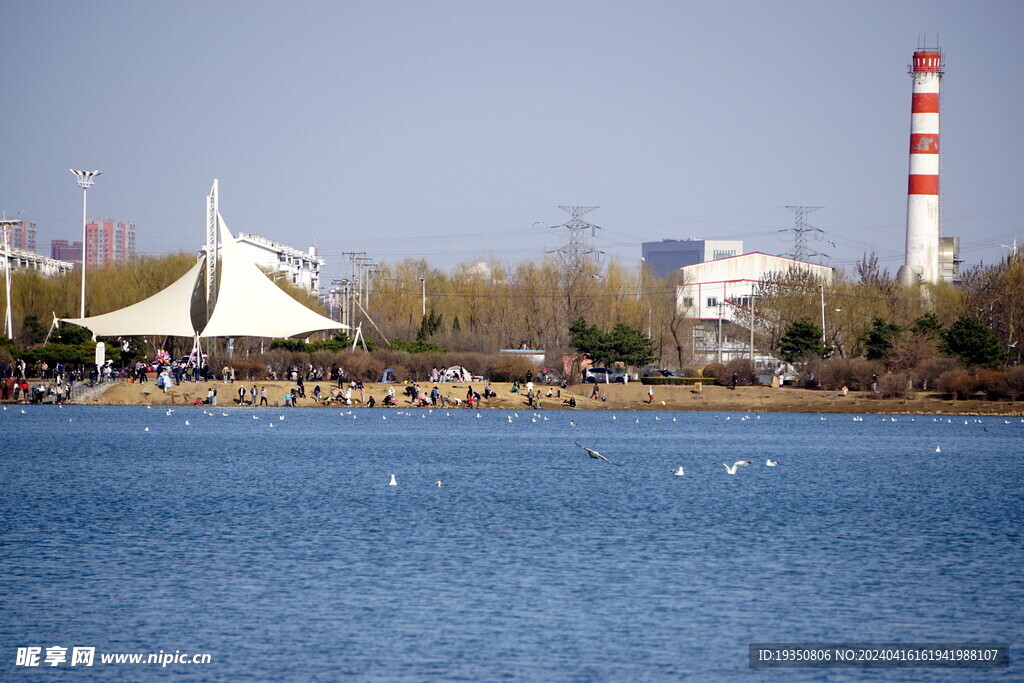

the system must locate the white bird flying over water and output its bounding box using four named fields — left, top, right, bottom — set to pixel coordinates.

left=766, top=459, right=778, bottom=467
left=574, top=442, right=622, bottom=466
left=724, top=460, right=753, bottom=474
left=672, top=466, right=685, bottom=476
